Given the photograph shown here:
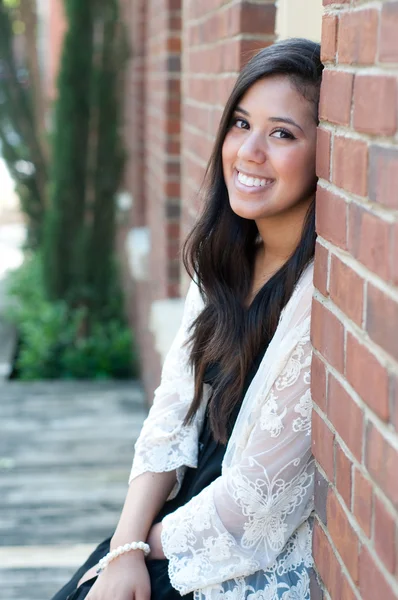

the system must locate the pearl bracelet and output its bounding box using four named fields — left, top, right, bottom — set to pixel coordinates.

left=96, top=541, right=151, bottom=573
